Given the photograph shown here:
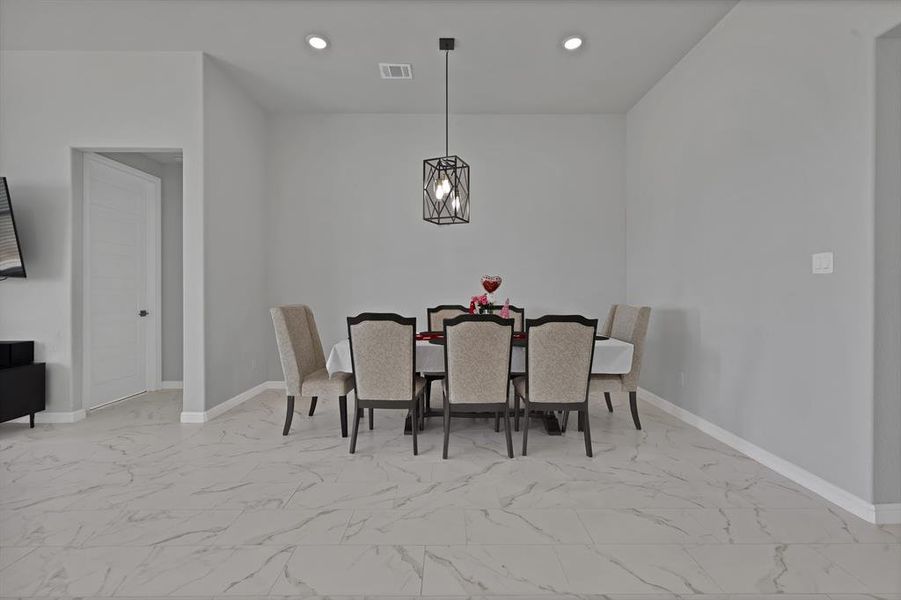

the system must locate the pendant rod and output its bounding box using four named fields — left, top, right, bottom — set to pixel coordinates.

left=445, top=48, right=449, bottom=158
